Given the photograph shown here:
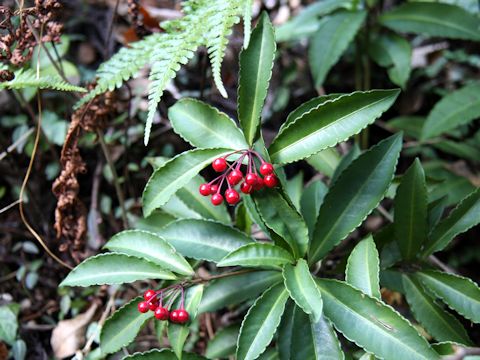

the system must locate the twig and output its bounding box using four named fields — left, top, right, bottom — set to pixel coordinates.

left=0, top=199, right=21, bottom=215
left=428, top=255, right=457, bottom=274
left=444, top=347, right=480, bottom=360
left=377, top=205, right=393, bottom=223
left=0, top=127, right=34, bottom=161
left=189, top=269, right=255, bottom=285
